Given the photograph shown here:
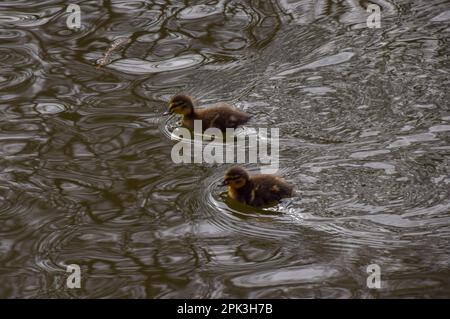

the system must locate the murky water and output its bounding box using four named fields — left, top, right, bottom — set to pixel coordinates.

left=1, top=0, right=449, bottom=298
